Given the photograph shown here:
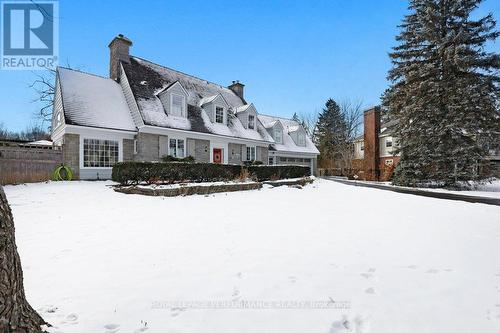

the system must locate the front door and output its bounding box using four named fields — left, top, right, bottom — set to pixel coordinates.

left=213, top=148, right=223, bottom=164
